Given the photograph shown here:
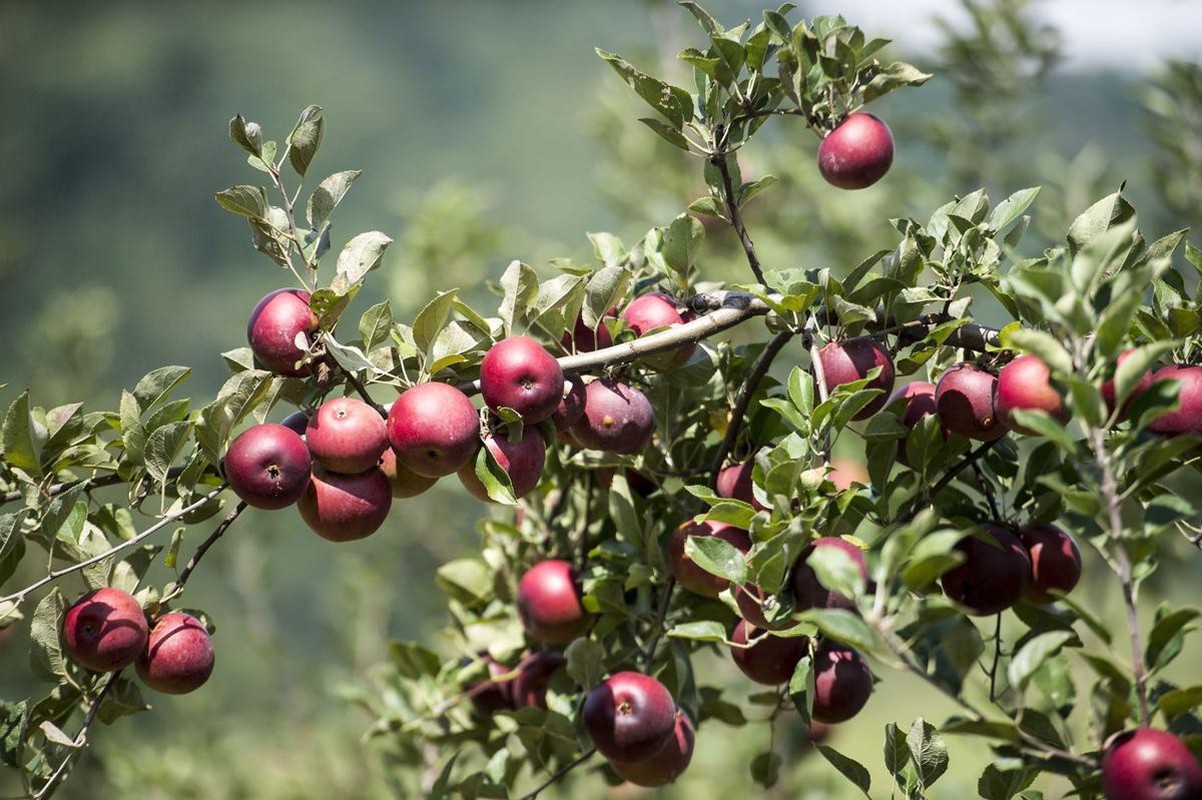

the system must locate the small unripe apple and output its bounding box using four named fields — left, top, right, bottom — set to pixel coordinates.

left=890, top=382, right=939, bottom=465
left=305, top=397, right=388, bottom=474
left=511, top=651, right=567, bottom=710
left=387, top=383, right=479, bottom=477
left=378, top=447, right=438, bottom=498
left=935, top=363, right=1006, bottom=441
left=1019, top=523, right=1082, bottom=604
left=562, top=312, right=614, bottom=353
left=550, top=374, right=586, bottom=431
left=940, top=524, right=1031, bottom=616
left=583, top=671, right=677, bottom=763
left=280, top=410, right=310, bottom=436
left=298, top=466, right=392, bottom=542
left=1102, top=728, right=1202, bottom=800
left=1147, top=364, right=1202, bottom=436
left=817, top=337, right=896, bottom=420
left=792, top=537, right=868, bottom=612
left=812, top=641, right=873, bottom=724
left=516, top=560, right=590, bottom=645
left=62, top=588, right=149, bottom=672
left=247, top=288, right=318, bottom=376
left=668, top=520, right=751, bottom=598
left=571, top=379, right=655, bottom=454
left=1101, top=349, right=1154, bottom=418
left=466, top=654, right=514, bottom=716
left=480, top=336, right=565, bottom=423
left=136, top=611, right=215, bottom=694
left=995, top=354, right=1069, bottom=434
left=458, top=429, right=546, bottom=502
left=611, top=710, right=695, bottom=787
left=620, top=293, right=695, bottom=371
left=716, top=461, right=766, bottom=510
left=223, top=423, right=312, bottom=510
left=817, top=112, right=894, bottom=190
left=730, top=620, right=809, bottom=685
